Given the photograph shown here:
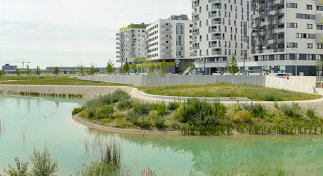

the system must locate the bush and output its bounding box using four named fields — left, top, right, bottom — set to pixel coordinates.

left=4, top=157, right=29, bottom=176
left=242, top=103, right=266, bottom=118
left=96, top=105, right=114, bottom=119
left=153, top=115, right=165, bottom=129
left=72, top=107, right=85, bottom=116
left=135, top=116, right=152, bottom=130
left=132, top=102, right=150, bottom=116
left=101, top=90, right=131, bottom=104
left=280, top=103, right=301, bottom=118
left=156, top=102, right=167, bottom=116
left=306, top=108, right=316, bottom=119
left=30, top=145, right=58, bottom=176
left=117, top=99, right=133, bottom=110
left=168, top=102, right=180, bottom=111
